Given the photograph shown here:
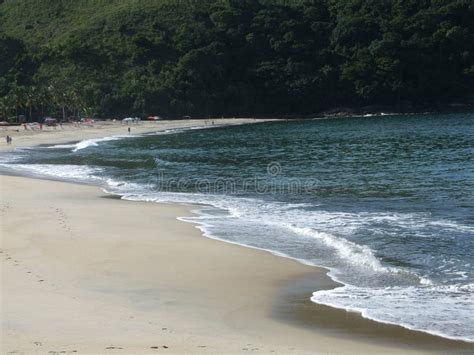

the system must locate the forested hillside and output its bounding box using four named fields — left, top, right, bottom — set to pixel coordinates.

left=1, top=0, right=473, bottom=119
